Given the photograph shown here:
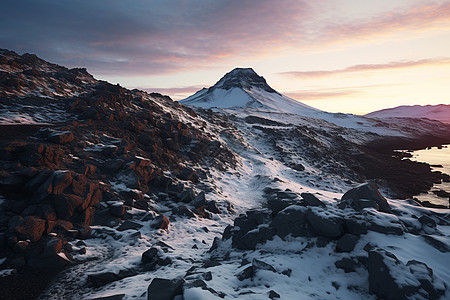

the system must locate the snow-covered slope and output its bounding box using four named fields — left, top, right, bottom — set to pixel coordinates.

left=366, top=104, right=450, bottom=124
left=181, top=68, right=450, bottom=145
